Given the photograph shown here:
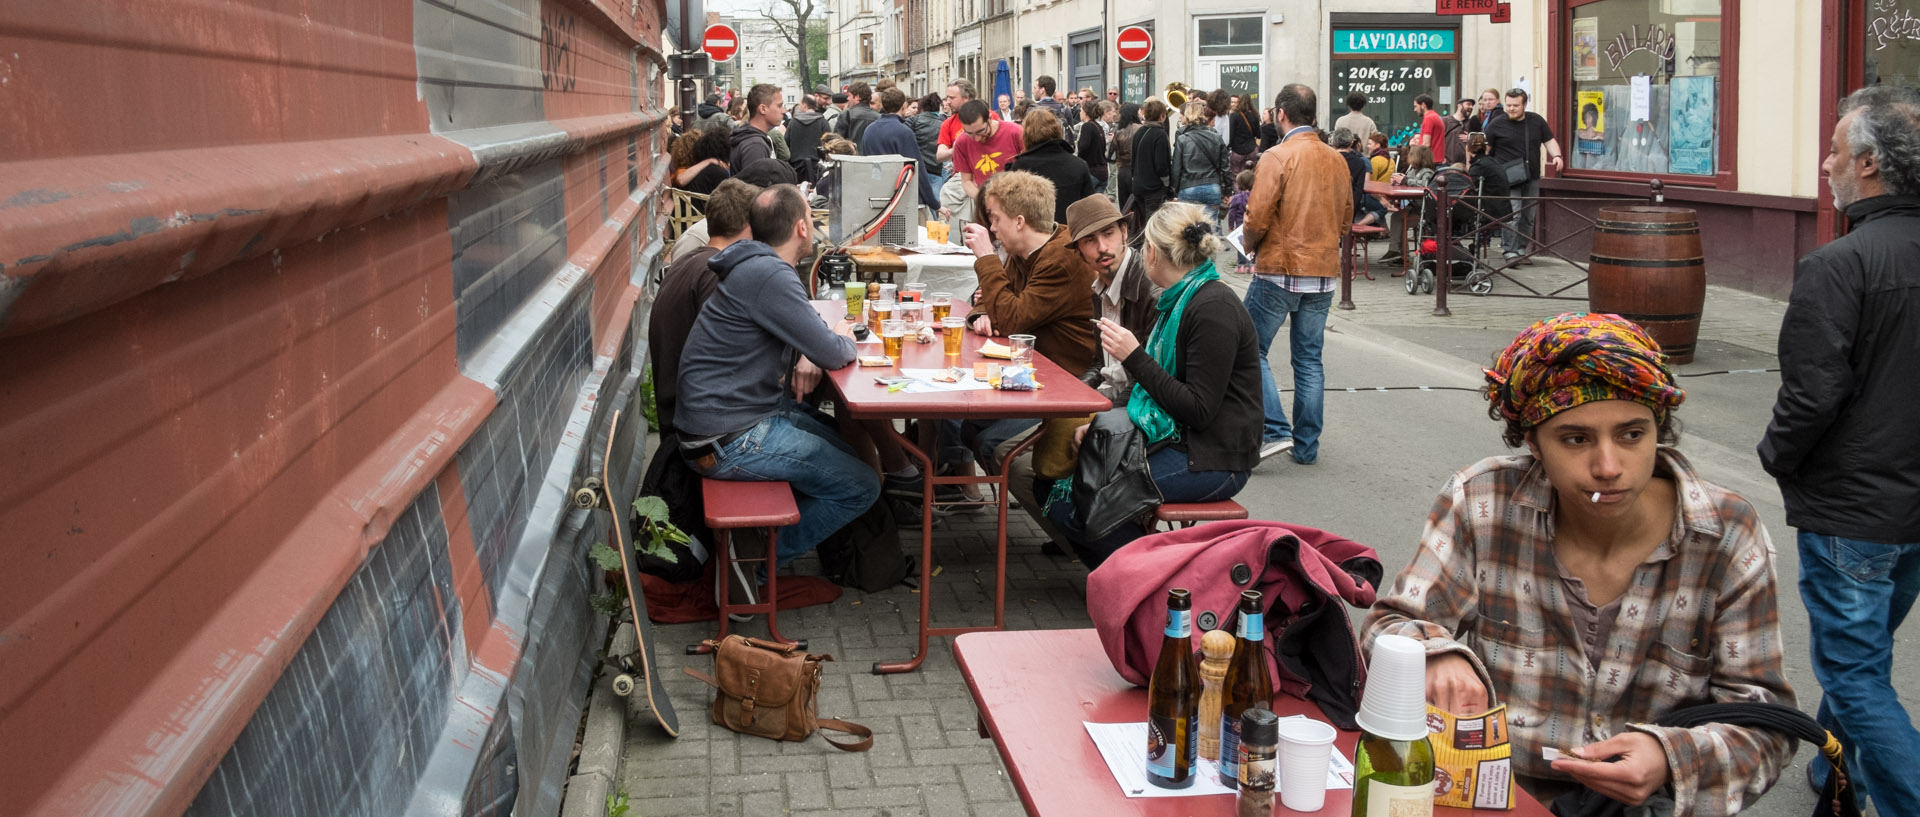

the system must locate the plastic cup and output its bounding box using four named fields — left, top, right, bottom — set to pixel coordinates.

left=898, top=301, right=927, bottom=332
left=1355, top=634, right=1431, bottom=742
left=1276, top=718, right=1338, bottom=812
left=903, top=282, right=927, bottom=303
left=942, top=316, right=966, bottom=359
left=845, top=280, right=867, bottom=320
left=929, top=292, right=953, bottom=325
left=1007, top=333, right=1036, bottom=367
left=881, top=320, right=908, bottom=364
left=871, top=299, right=896, bottom=334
